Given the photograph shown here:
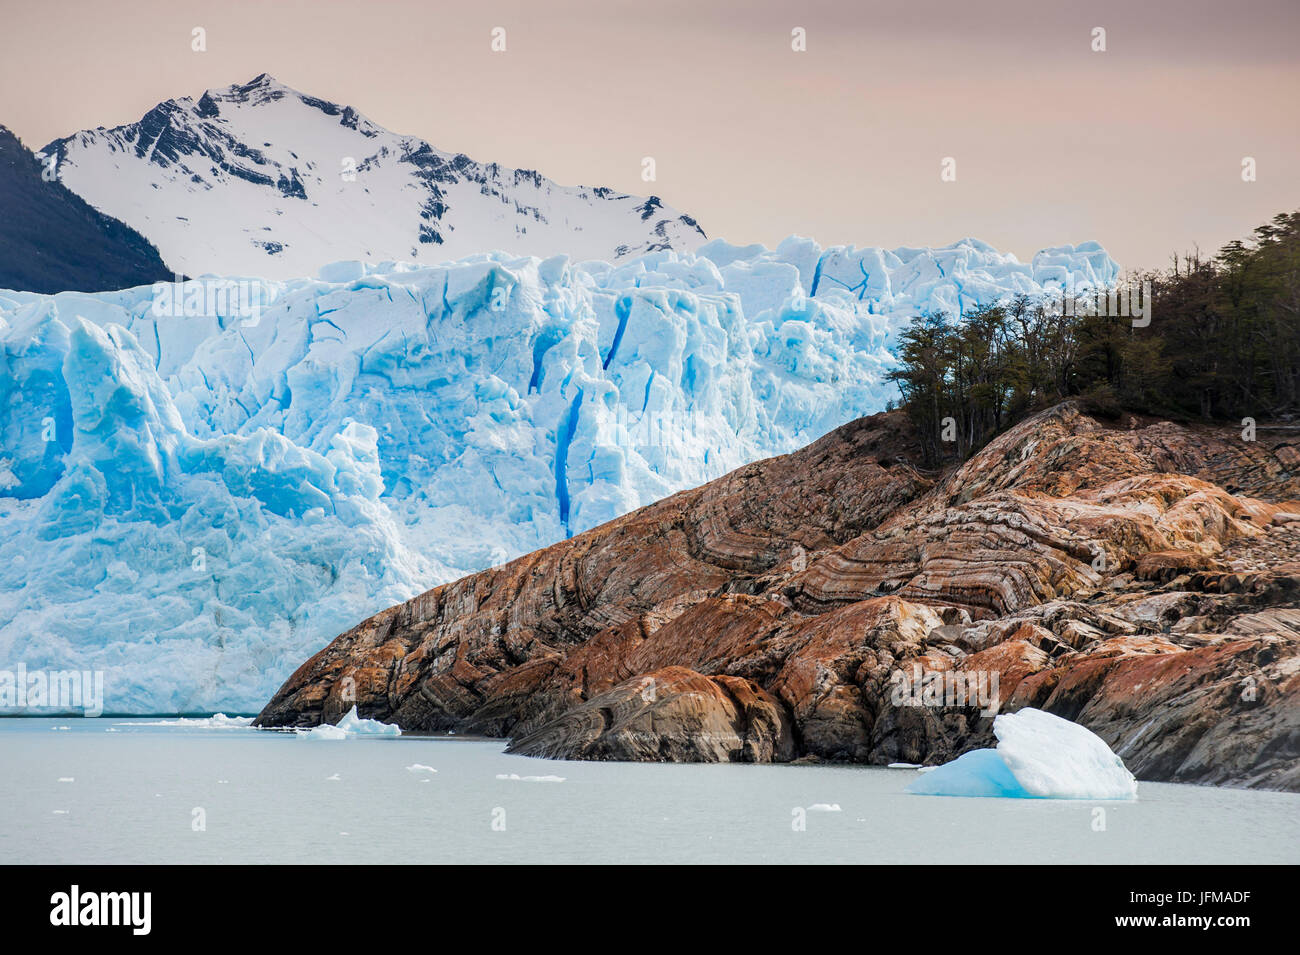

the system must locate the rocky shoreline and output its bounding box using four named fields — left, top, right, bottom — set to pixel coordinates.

left=256, top=403, right=1300, bottom=791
